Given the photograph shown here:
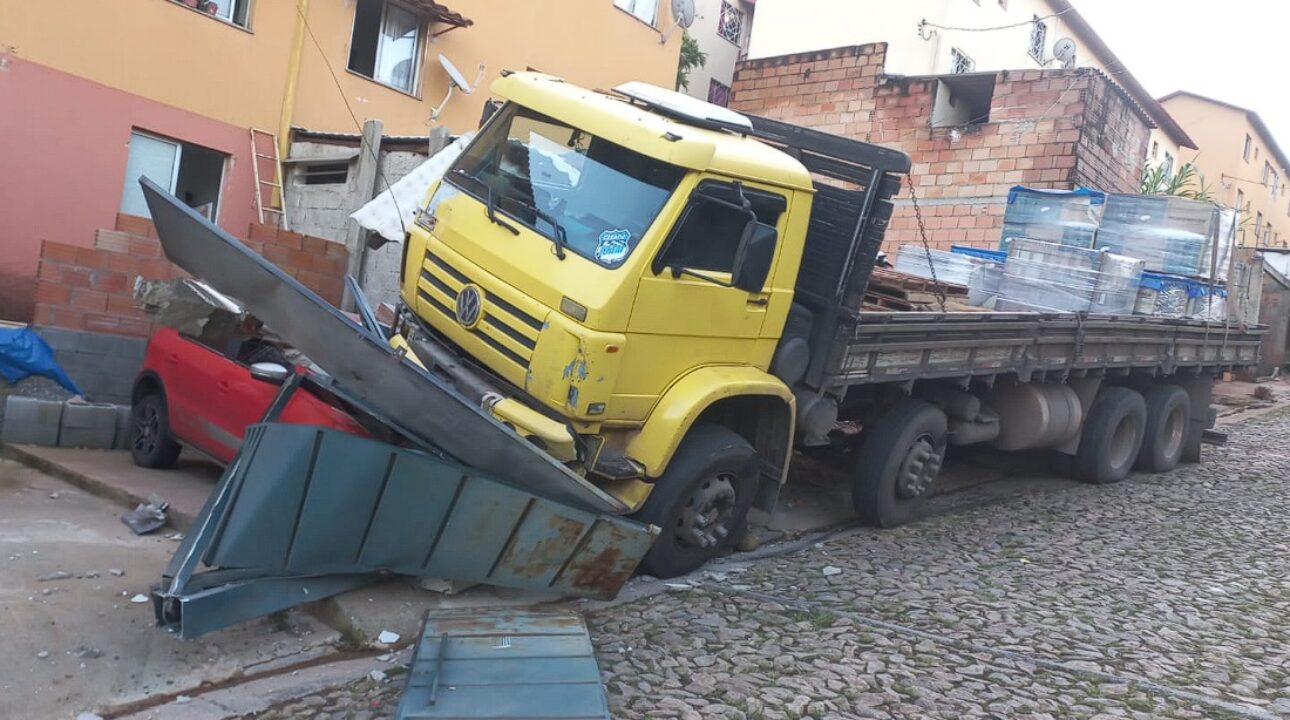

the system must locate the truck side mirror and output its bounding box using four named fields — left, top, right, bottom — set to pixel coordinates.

left=732, top=221, right=777, bottom=293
